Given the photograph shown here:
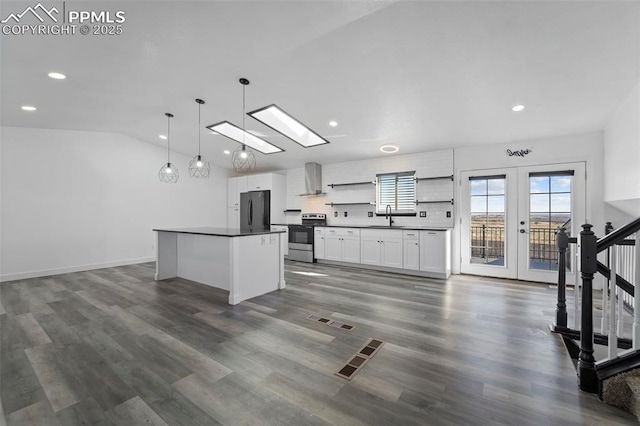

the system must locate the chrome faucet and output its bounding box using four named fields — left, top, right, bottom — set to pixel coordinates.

left=385, top=205, right=394, bottom=227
